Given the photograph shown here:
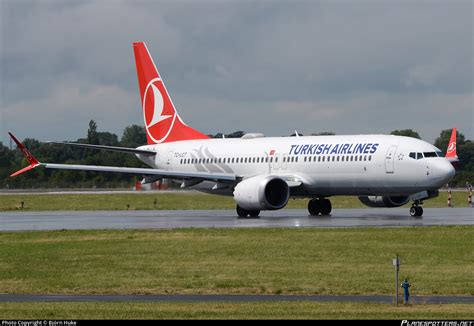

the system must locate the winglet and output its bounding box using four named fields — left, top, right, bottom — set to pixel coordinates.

left=8, top=132, right=41, bottom=177
left=445, top=128, right=459, bottom=166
